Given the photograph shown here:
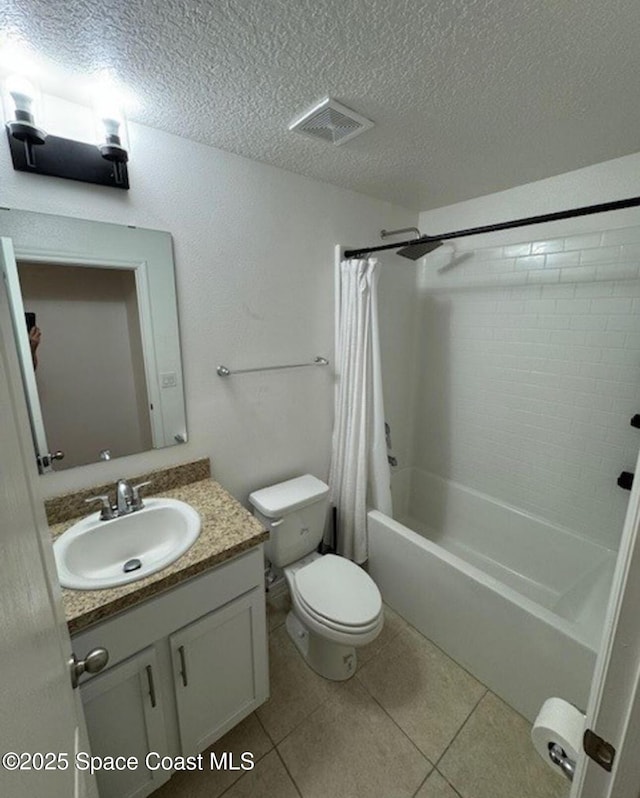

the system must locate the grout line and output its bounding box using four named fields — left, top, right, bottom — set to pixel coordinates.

left=216, top=749, right=299, bottom=798
left=353, top=672, right=435, bottom=769
left=259, top=625, right=344, bottom=747
left=354, top=614, right=494, bottom=776
left=254, top=710, right=276, bottom=749
left=270, top=679, right=348, bottom=748
left=356, top=625, right=405, bottom=673
left=434, top=687, right=488, bottom=769
left=435, top=767, right=466, bottom=798
left=398, top=616, right=491, bottom=695
left=410, top=768, right=467, bottom=798
left=212, top=715, right=278, bottom=798
left=216, top=765, right=249, bottom=798
left=411, top=769, right=433, bottom=797
left=275, top=748, right=304, bottom=798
